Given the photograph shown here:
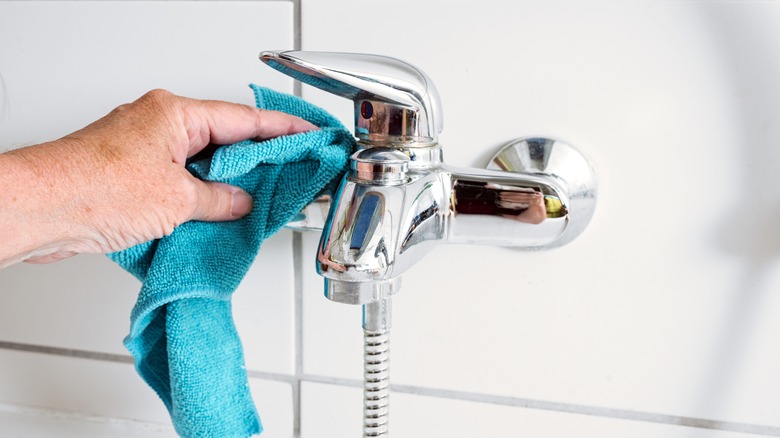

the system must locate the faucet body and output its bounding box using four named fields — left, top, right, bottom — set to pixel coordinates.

left=260, top=51, right=596, bottom=298
left=317, top=138, right=595, bottom=304
left=260, top=50, right=597, bottom=437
